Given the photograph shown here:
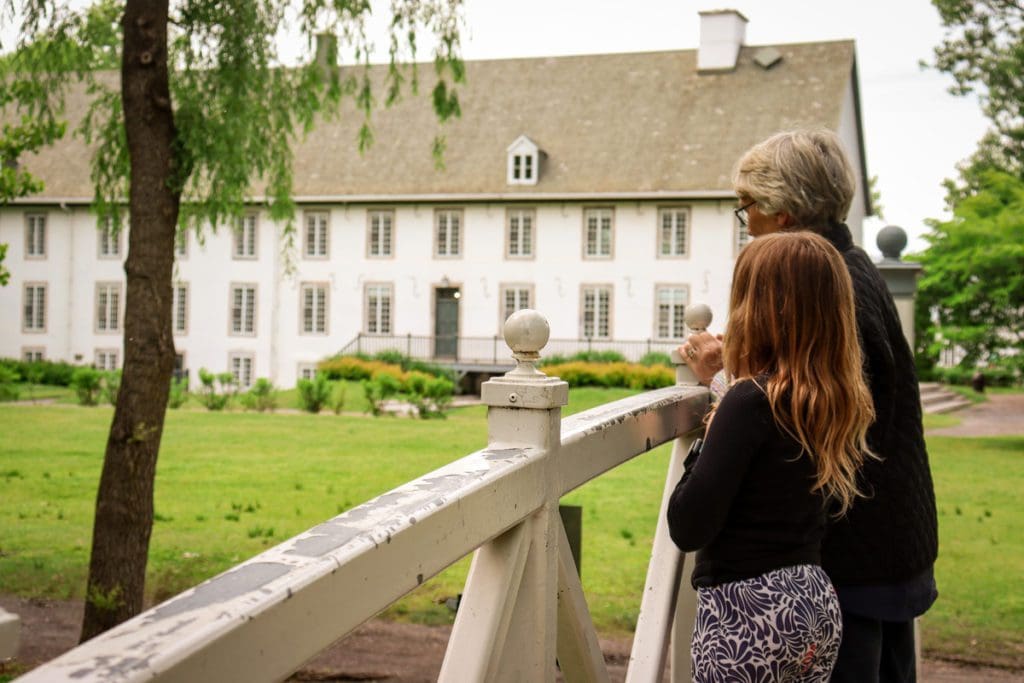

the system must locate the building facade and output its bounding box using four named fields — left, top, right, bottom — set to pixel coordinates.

left=0, top=11, right=872, bottom=388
